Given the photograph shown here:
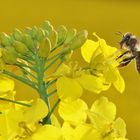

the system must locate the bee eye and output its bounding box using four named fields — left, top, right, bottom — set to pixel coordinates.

left=126, top=36, right=130, bottom=40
